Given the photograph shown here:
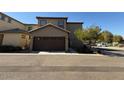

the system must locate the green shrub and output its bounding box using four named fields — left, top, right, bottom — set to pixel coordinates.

left=0, top=45, right=22, bottom=52
left=74, top=45, right=94, bottom=53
